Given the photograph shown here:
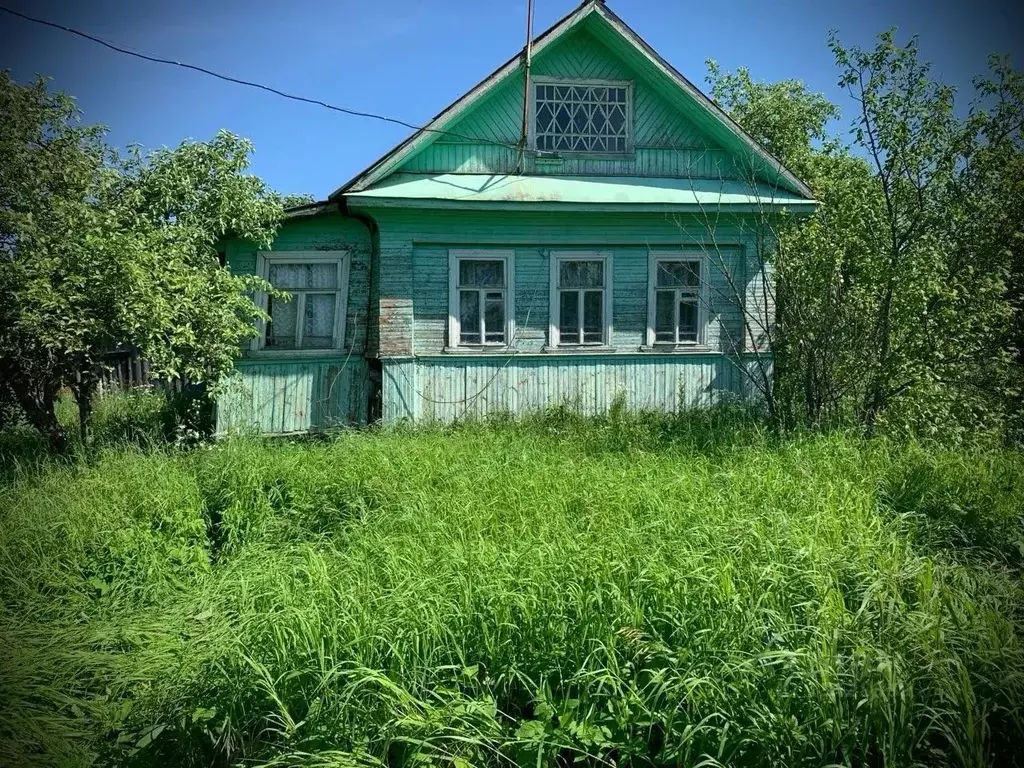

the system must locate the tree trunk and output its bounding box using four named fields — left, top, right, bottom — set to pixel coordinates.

left=8, top=374, right=67, bottom=453
left=72, top=372, right=98, bottom=448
